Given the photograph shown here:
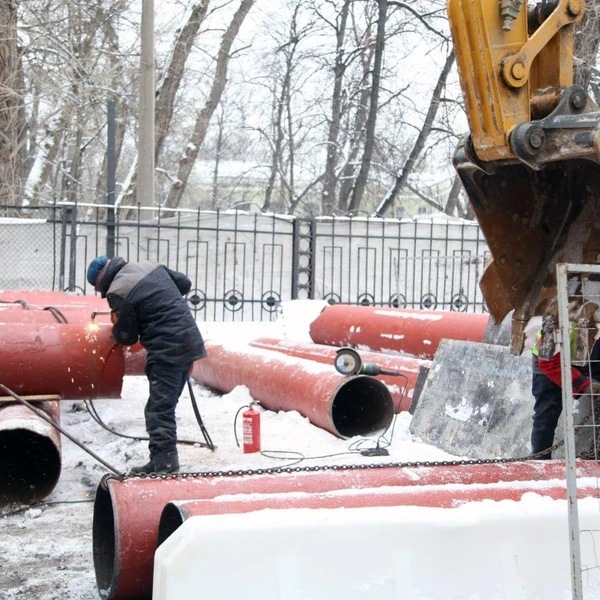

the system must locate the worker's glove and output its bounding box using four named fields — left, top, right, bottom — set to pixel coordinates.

left=581, top=380, right=600, bottom=397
